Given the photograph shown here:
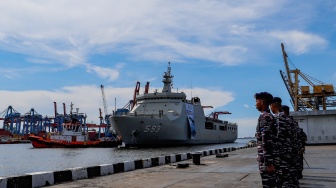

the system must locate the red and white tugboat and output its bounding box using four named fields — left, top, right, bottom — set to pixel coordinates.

left=28, top=122, right=121, bottom=148
left=28, top=103, right=121, bottom=148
